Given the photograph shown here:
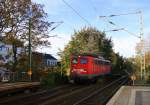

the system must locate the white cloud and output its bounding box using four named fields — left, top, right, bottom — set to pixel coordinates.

left=112, top=36, right=139, bottom=57
left=144, top=27, right=150, bottom=37
left=36, top=33, right=71, bottom=59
